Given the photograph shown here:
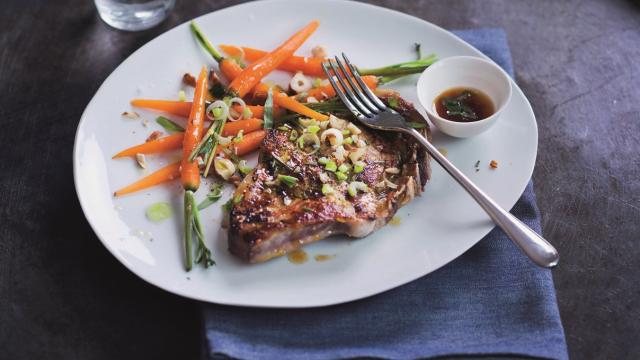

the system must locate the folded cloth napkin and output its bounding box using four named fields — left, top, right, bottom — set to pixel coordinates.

left=202, top=28, right=567, bottom=360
